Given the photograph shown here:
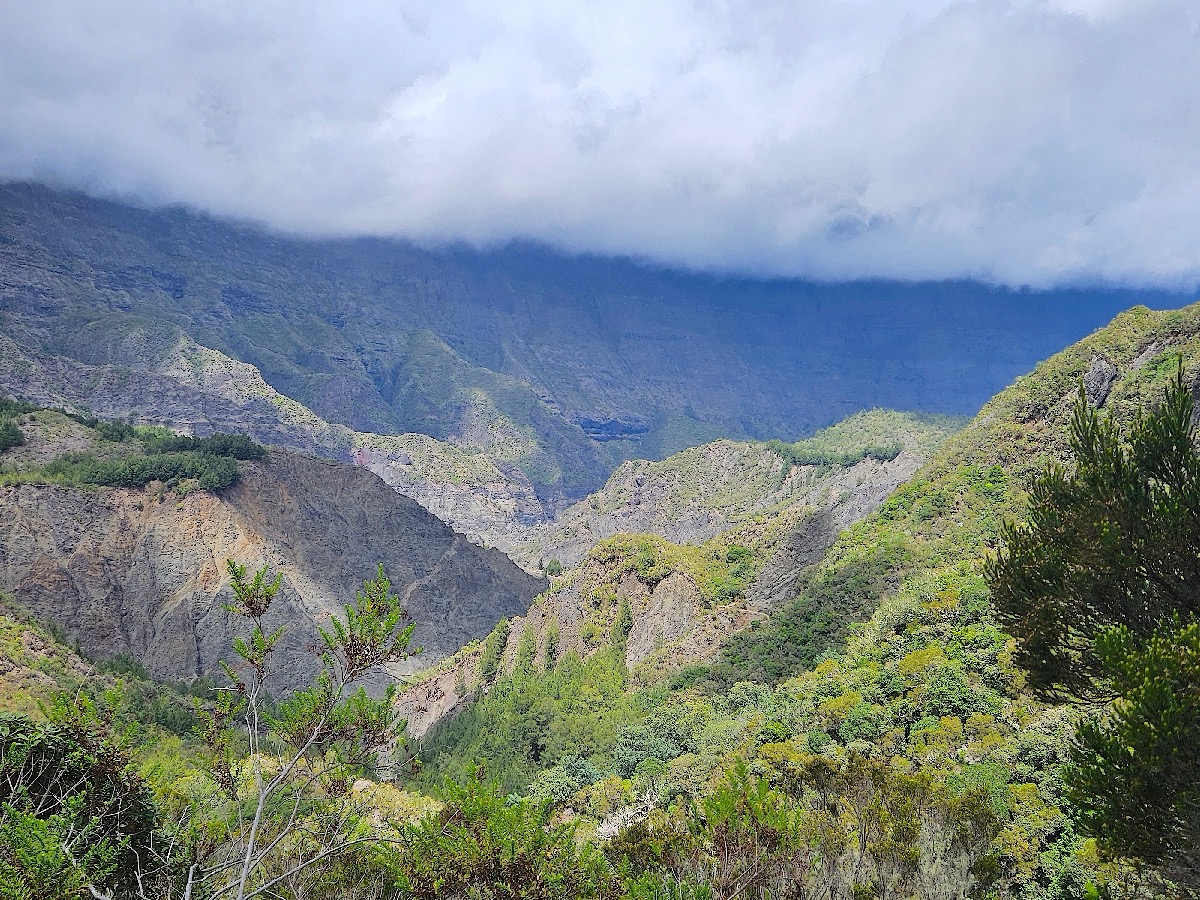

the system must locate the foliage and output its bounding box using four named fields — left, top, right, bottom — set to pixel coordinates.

left=0, top=397, right=39, bottom=420
left=989, top=367, right=1200, bottom=700
left=479, top=618, right=511, bottom=683
left=40, top=449, right=241, bottom=492
left=380, top=775, right=619, bottom=899
left=990, top=366, right=1200, bottom=880
left=148, top=561, right=417, bottom=900
left=0, top=422, right=22, bottom=453
left=712, top=529, right=916, bottom=686
left=420, top=646, right=634, bottom=795
left=588, top=534, right=756, bottom=606
left=0, top=400, right=263, bottom=493
left=0, top=396, right=34, bottom=453
left=137, top=429, right=265, bottom=460
left=766, top=437, right=903, bottom=468
left=765, top=409, right=967, bottom=469
left=1067, top=619, right=1200, bottom=883
left=607, top=755, right=1002, bottom=900
left=0, top=696, right=166, bottom=899
left=442, top=307, right=1200, bottom=896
